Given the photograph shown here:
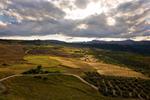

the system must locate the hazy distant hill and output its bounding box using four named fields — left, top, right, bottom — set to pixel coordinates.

left=0, top=39, right=150, bottom=55
left=73, top=40, right=150, bottom=55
